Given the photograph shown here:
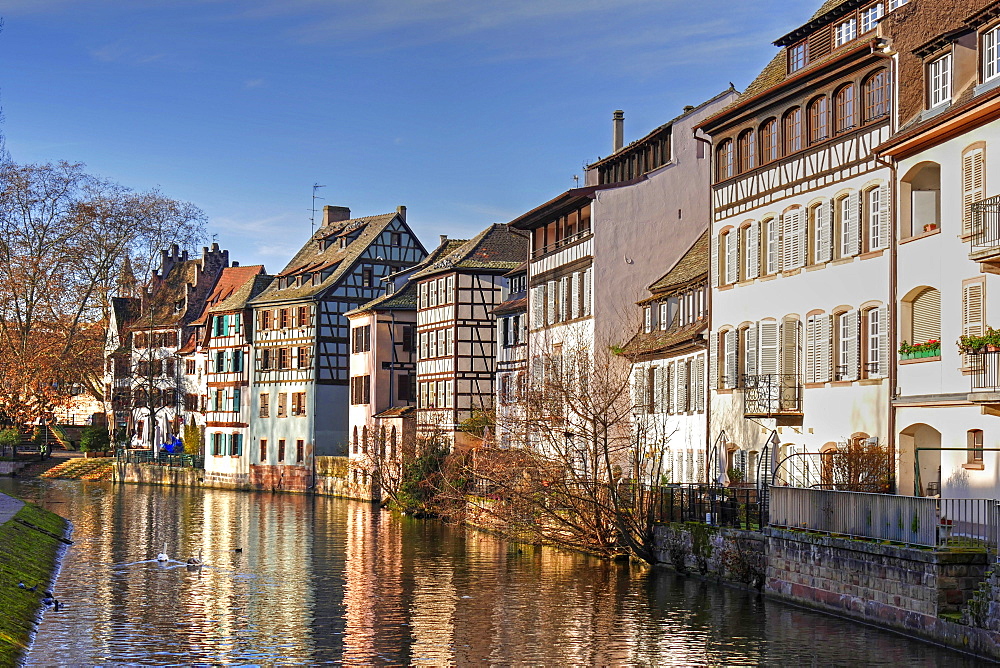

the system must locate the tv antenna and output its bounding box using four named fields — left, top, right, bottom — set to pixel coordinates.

left=310, top=183, right=326, bottom=234
left=572, top=175, right=579, bottom=187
